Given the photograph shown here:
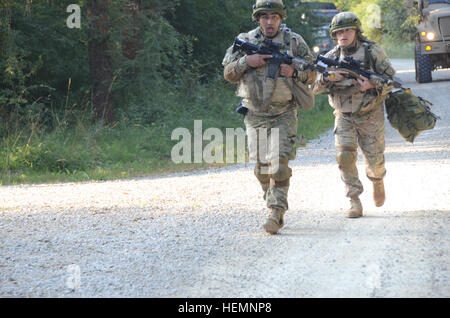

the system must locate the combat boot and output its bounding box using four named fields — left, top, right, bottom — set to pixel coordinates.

left=373, top=179, right=385, bottom=207
left=263, top=208, right=285, bottom=235
left=346, top=196, right=363, bottom=218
